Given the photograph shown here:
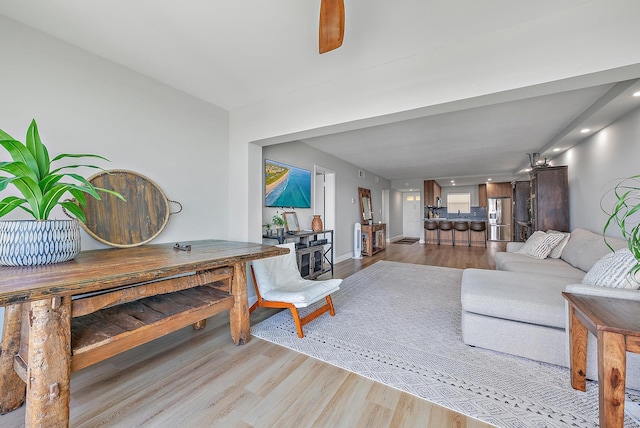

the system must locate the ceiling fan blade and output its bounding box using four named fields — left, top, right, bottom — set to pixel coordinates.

left=319, top=0, right=345, bottom=54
